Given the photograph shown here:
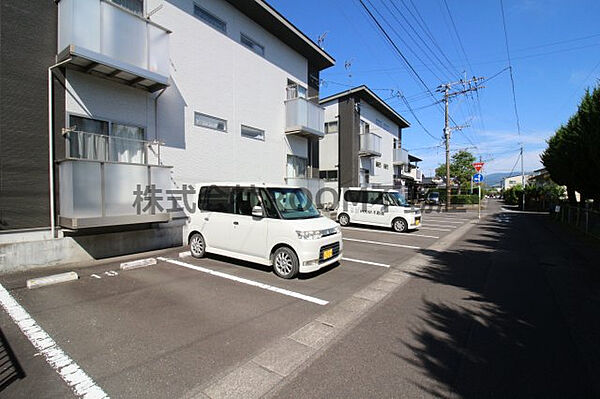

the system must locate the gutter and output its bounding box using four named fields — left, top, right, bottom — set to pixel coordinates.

left=48, top=58, right=72, bottom=239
